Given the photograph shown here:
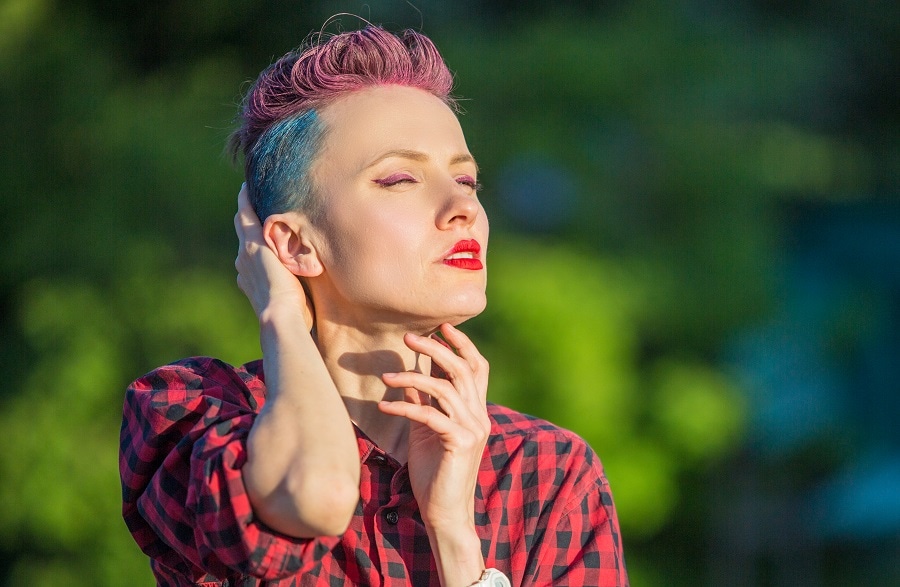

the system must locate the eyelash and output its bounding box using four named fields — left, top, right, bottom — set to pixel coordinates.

left=457, top=176, right=483, bottom=192
left=373, top=174, right=415, bottom=187
left=373, top=174, right=482, bottom=192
